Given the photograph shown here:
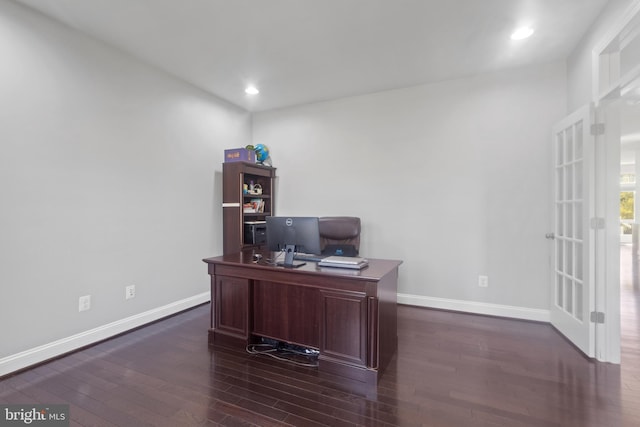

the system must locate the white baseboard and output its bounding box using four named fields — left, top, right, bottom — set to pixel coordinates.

left=2, top=292, right=547, bottom=377
left=397, top=293, right=550, bottom=323
left=0, top=292, right=210, bottom=377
